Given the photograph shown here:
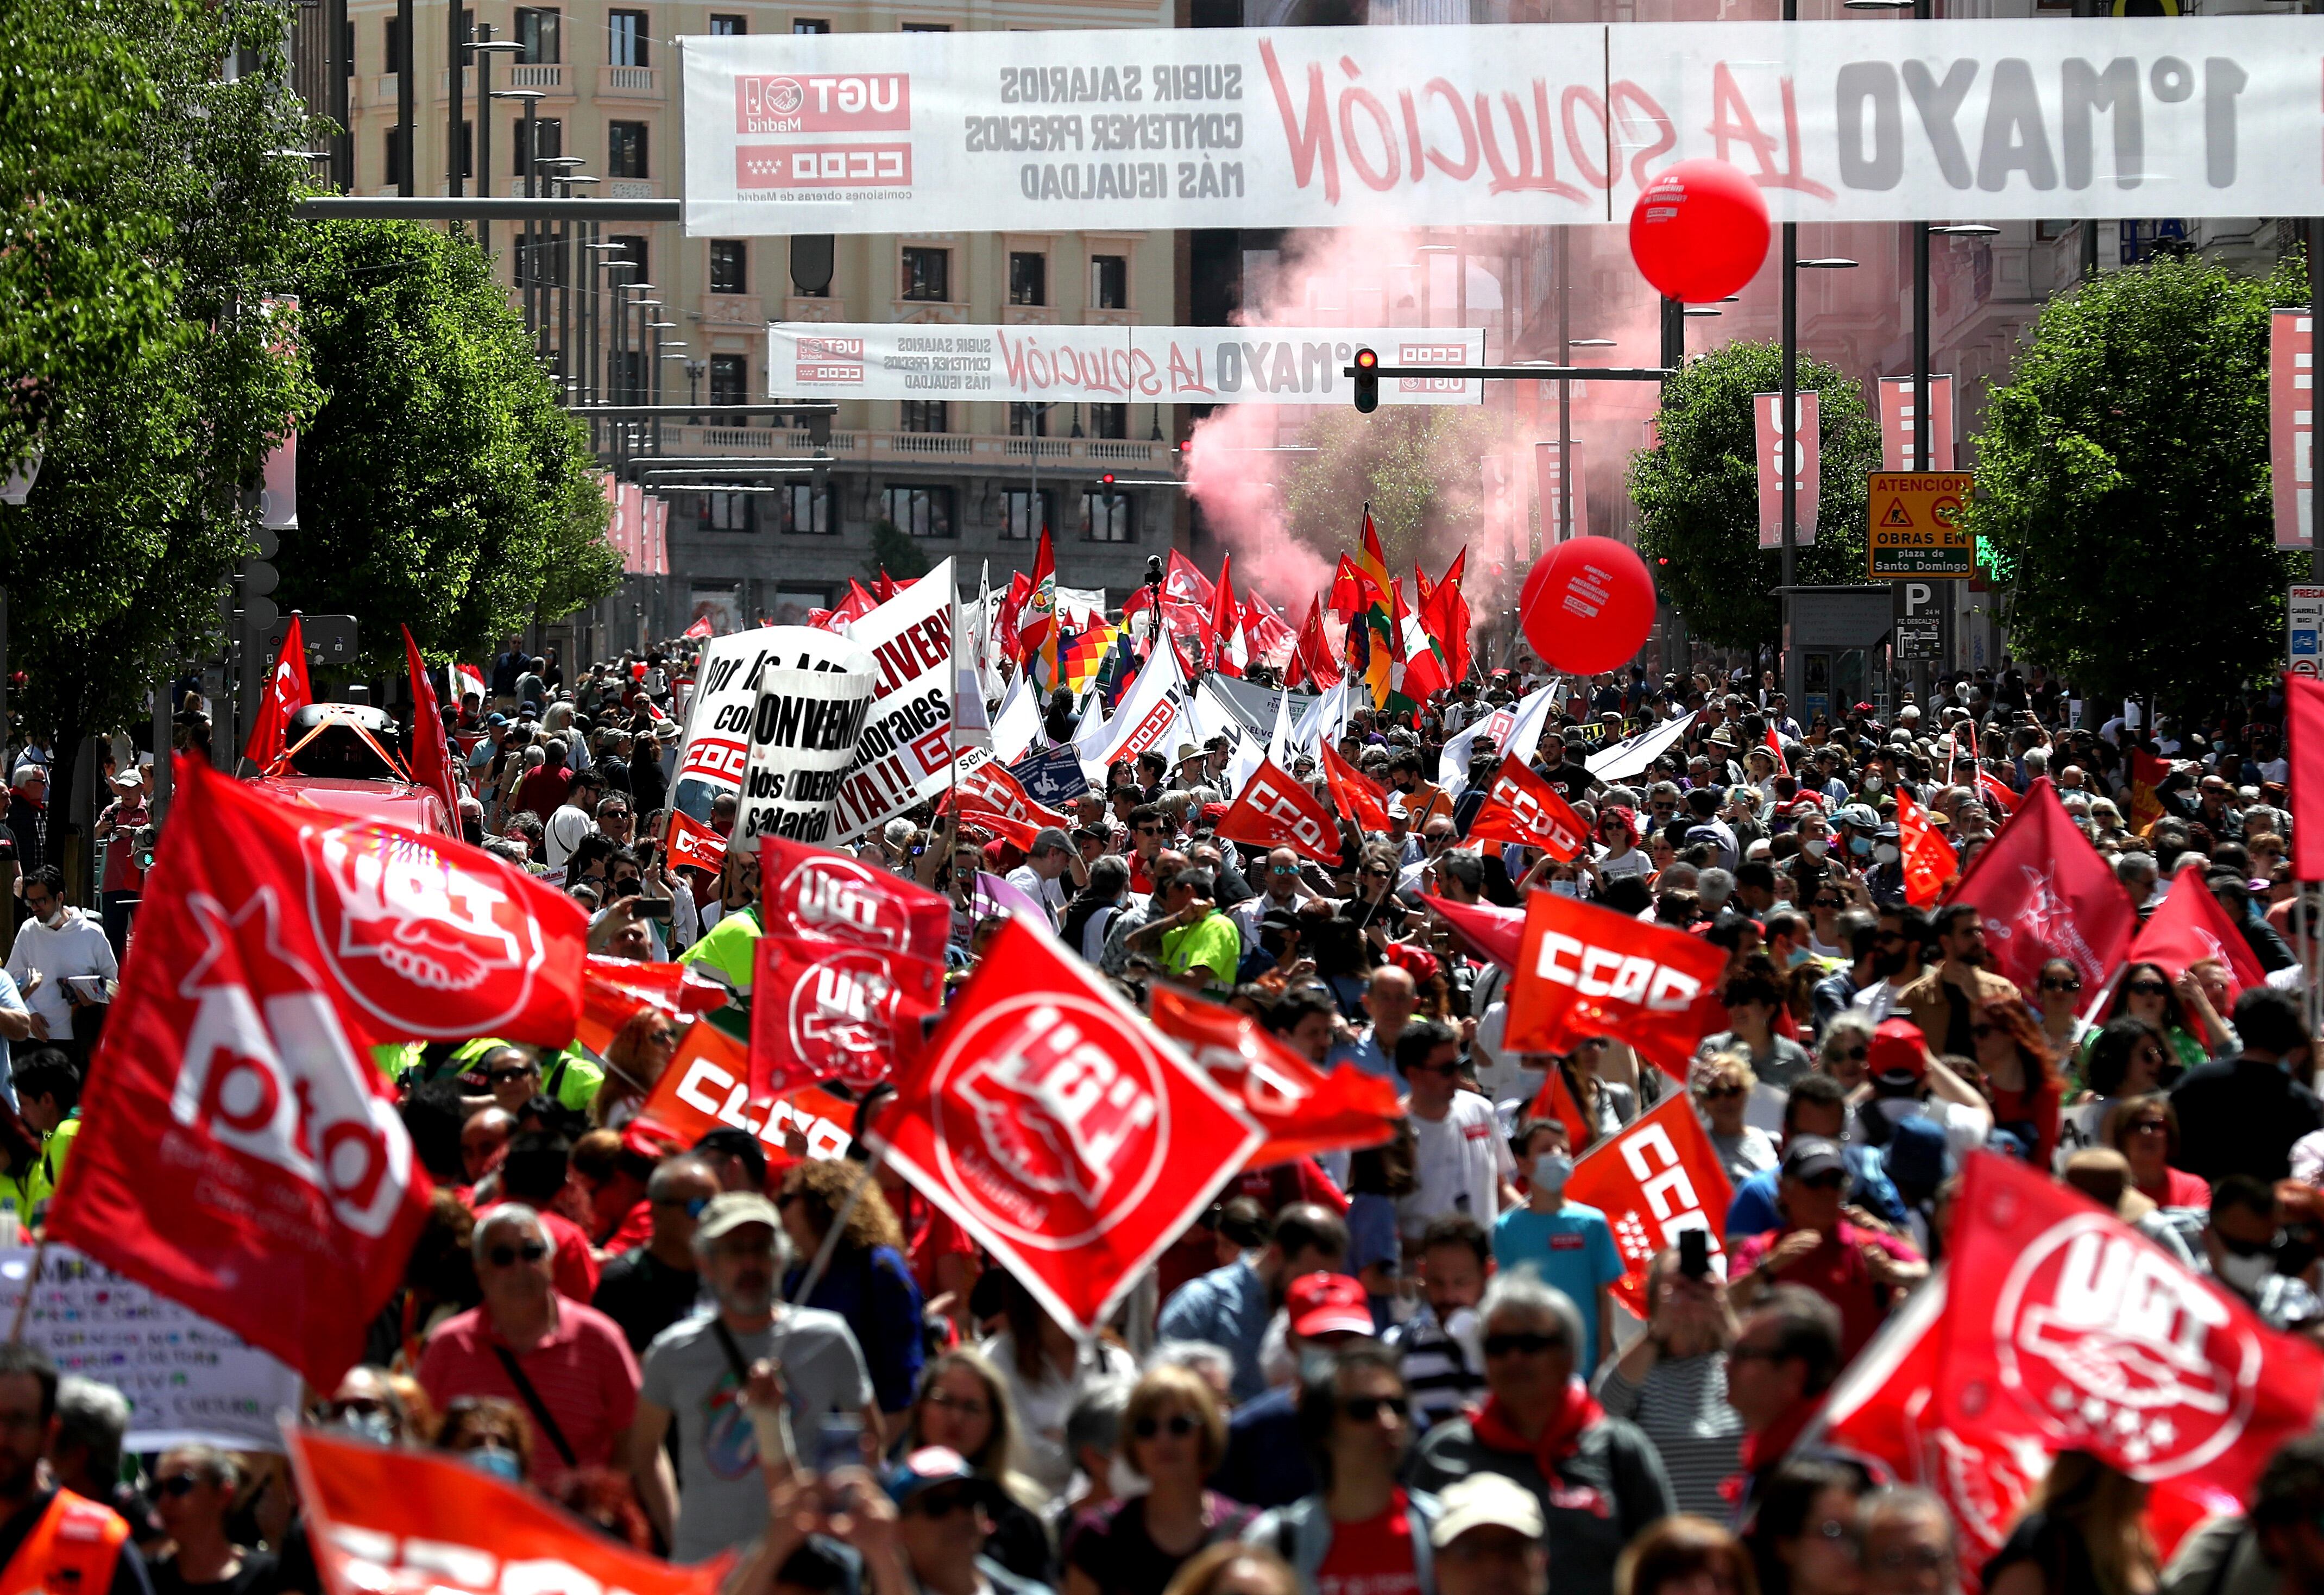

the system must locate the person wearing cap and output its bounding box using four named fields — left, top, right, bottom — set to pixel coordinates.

left=1725, top=1136, right=1925, bottom=1362
left=858, top=1446, right=1057, bottom=1595
left=1243, top=1343, right=1440, bottom=1595
left=90, top=768, right=147, bottom=957
left=1410, top=1274, right=1674, bottom=1595
left=1426, top=1470, right=1548, bottom=1595
left=1723, top=1075, right=1907, bottom=1245
left=632, top=1190, right=876, bottom=1560
left=1005, top=827, right=1088, bottom=926
left=1214, top=1274, right=1379, bottom=1511
left=1892, top=905, right=2019, bottom=1057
